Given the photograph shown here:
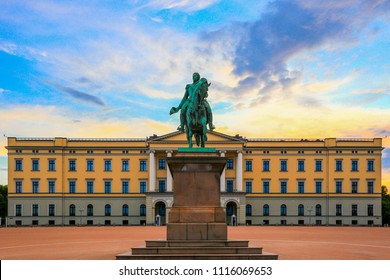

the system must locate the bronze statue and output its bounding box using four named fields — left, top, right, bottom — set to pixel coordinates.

left=170, top=73, right=214, bottom=148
